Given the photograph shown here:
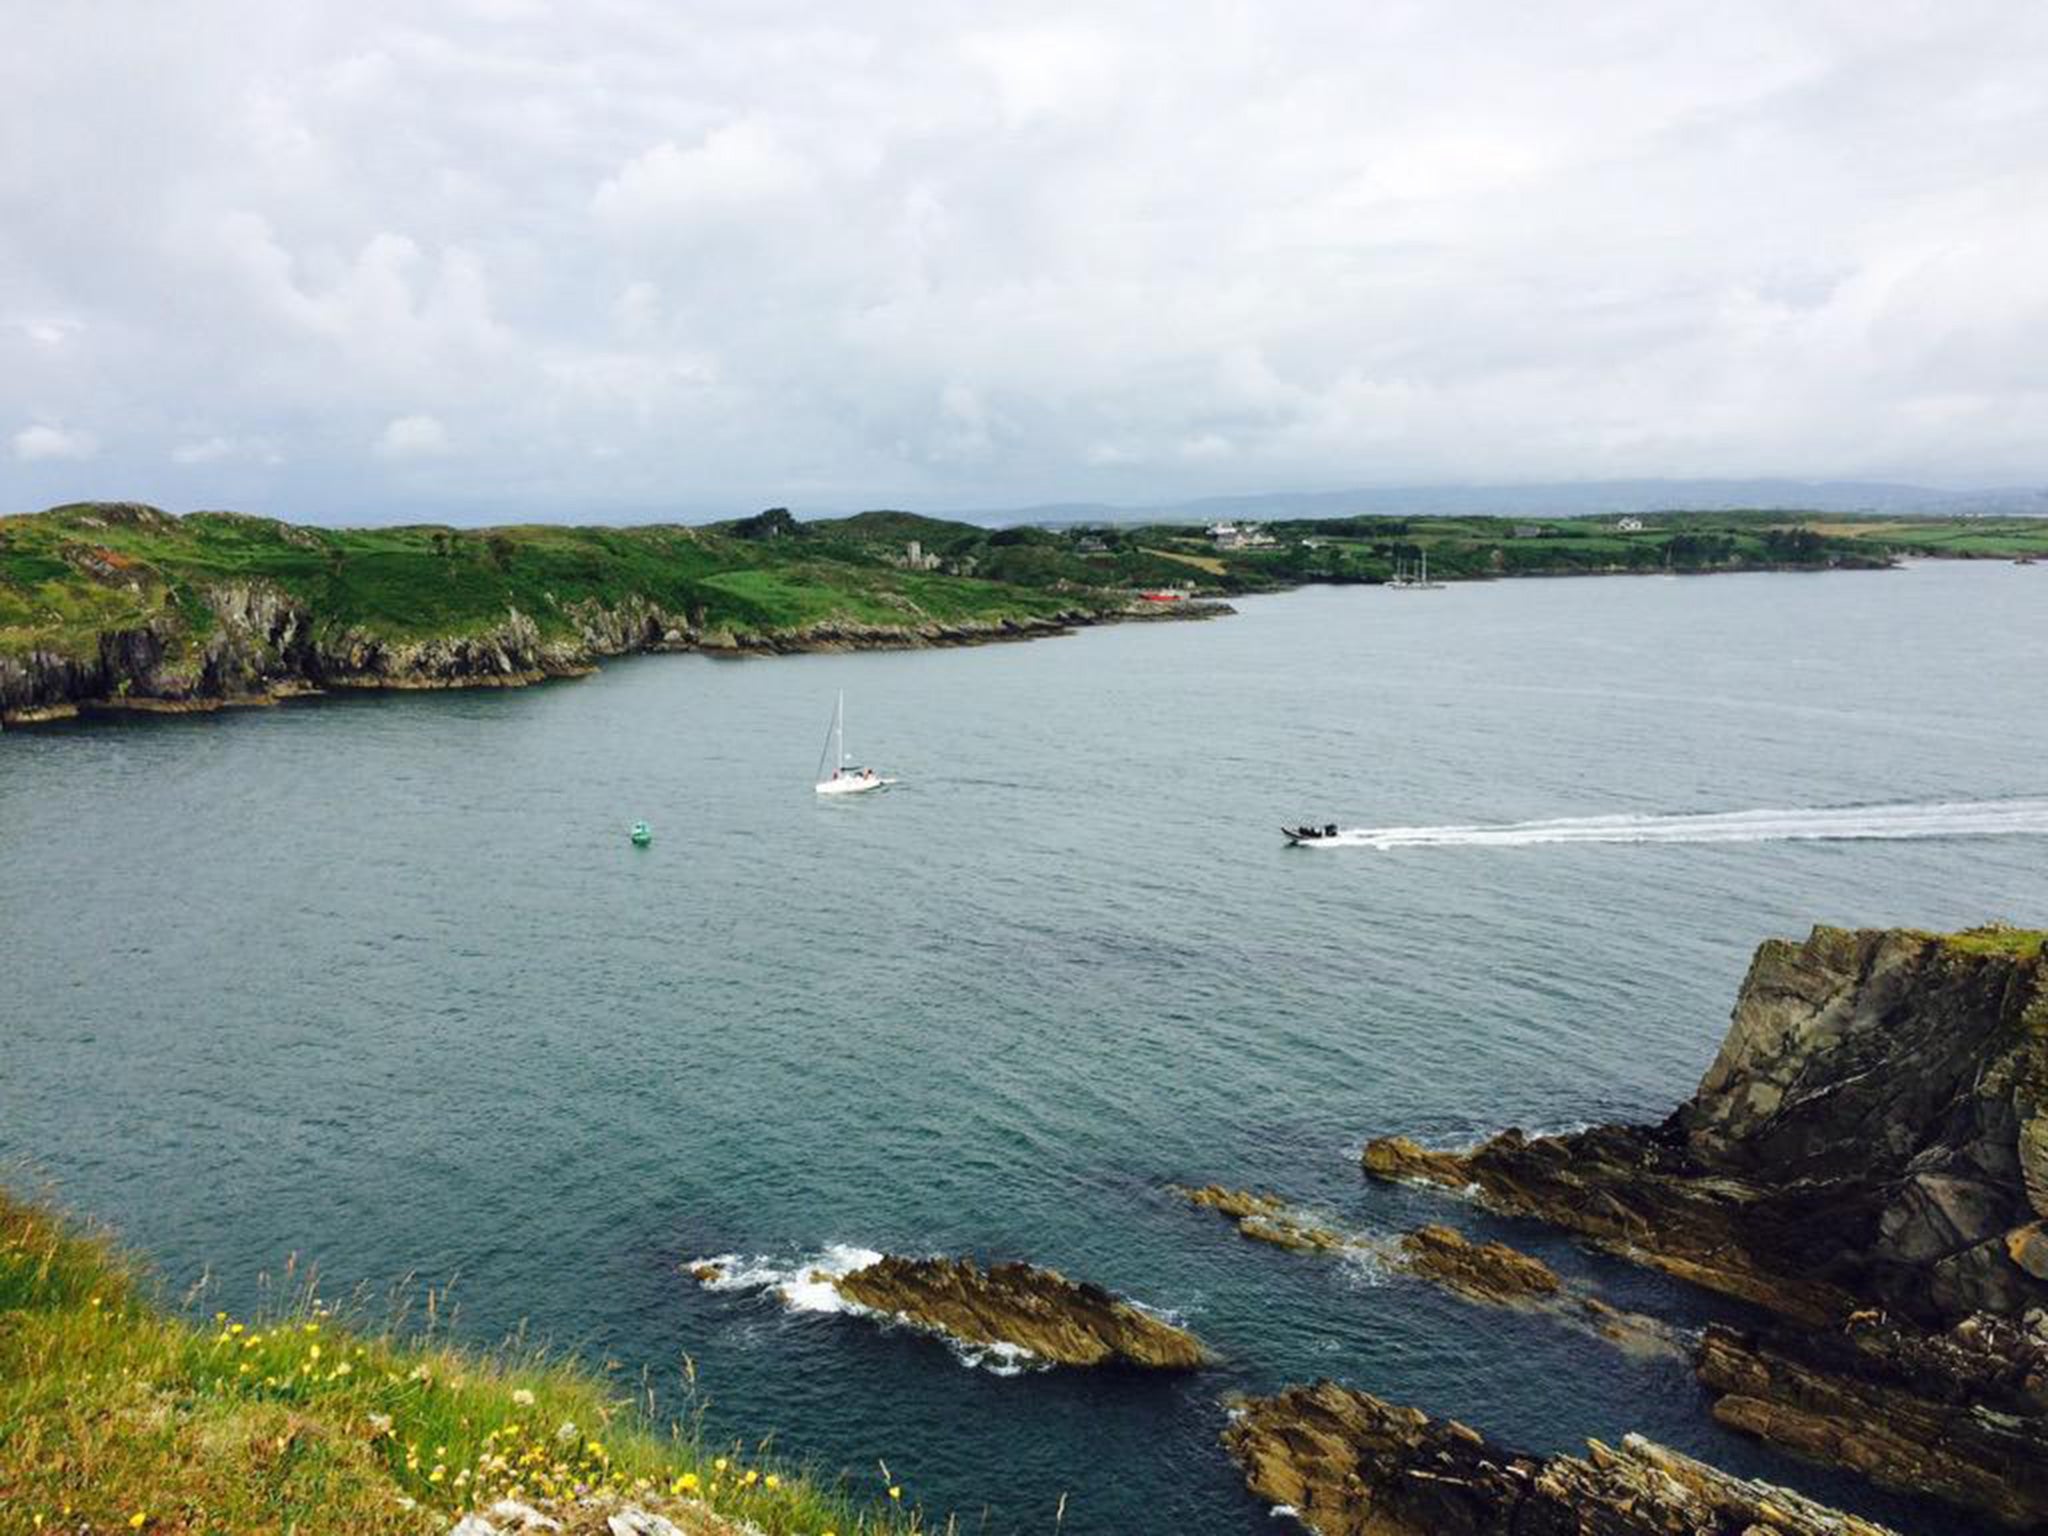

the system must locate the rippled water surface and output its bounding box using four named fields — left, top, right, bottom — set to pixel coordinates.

left=6, top=563, right=2048, bottom=1534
